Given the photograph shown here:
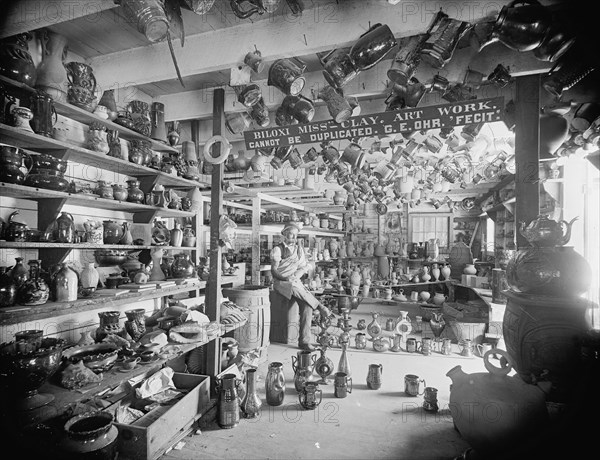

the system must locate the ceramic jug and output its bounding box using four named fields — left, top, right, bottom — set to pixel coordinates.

left=65, top=61, right=97, bottom=111
left=217, top=373, right=241, bottom=429
left=53, top=211, right=75, bottom=243
left=292, top=350, right=316, bottom=392
left=320, top=47, right=358, bottom=89
left=446, top=350, right=549, bottom=457
left=265, top=361, right=286, bottom=406
left=395, top=311, right=412, bottom=335
left=366, top=363, right=383, bottom=390
left=367, top=312, right=382, bottom=338
left=29, top=90, right=57, bottom=138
